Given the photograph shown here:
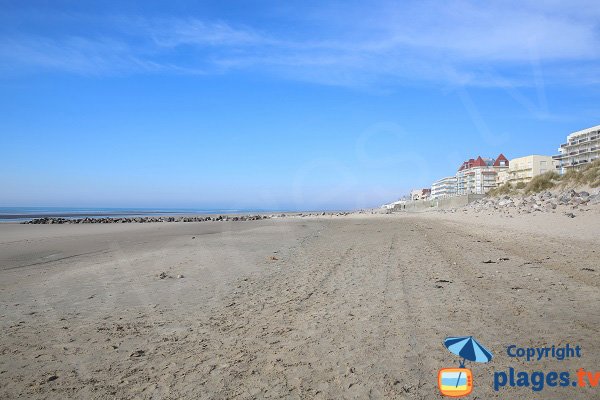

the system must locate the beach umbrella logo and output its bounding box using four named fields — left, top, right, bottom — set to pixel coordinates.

left=438, top=336, right=493, bottom=397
